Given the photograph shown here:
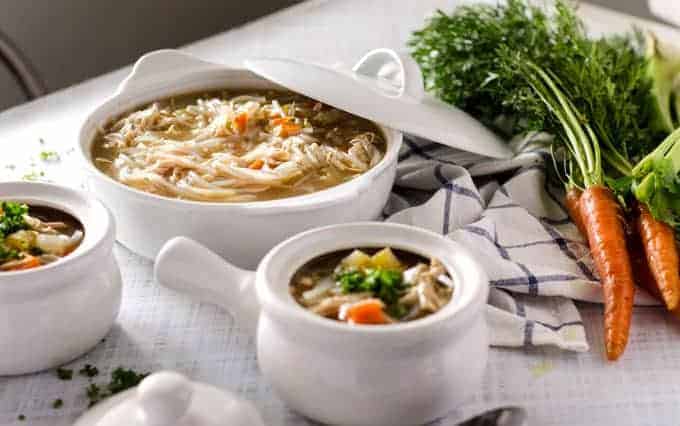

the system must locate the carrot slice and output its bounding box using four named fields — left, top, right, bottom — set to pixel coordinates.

left=636, top=203, right=680, bottom=311
left=271, top=116, right=292, bottom=126
left=279, top=123, right=301, bottom=138
left=248, top=159, right=264, bottom=170
left=345, top=299, right=391, bottom=325
left=565, top=187, right=587, bottom=238
left=5, top=255, right=41, bottom=271
left=580, top=185, right=635, bottom=361
left=233, top=113, right=248, bottom=134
